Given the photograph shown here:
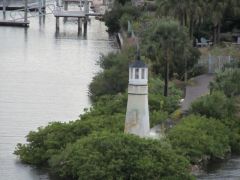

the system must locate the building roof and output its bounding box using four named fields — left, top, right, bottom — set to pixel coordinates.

left=129, top=60, right=147, bottom=68
left=129, top=50, right=147, bottom=68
